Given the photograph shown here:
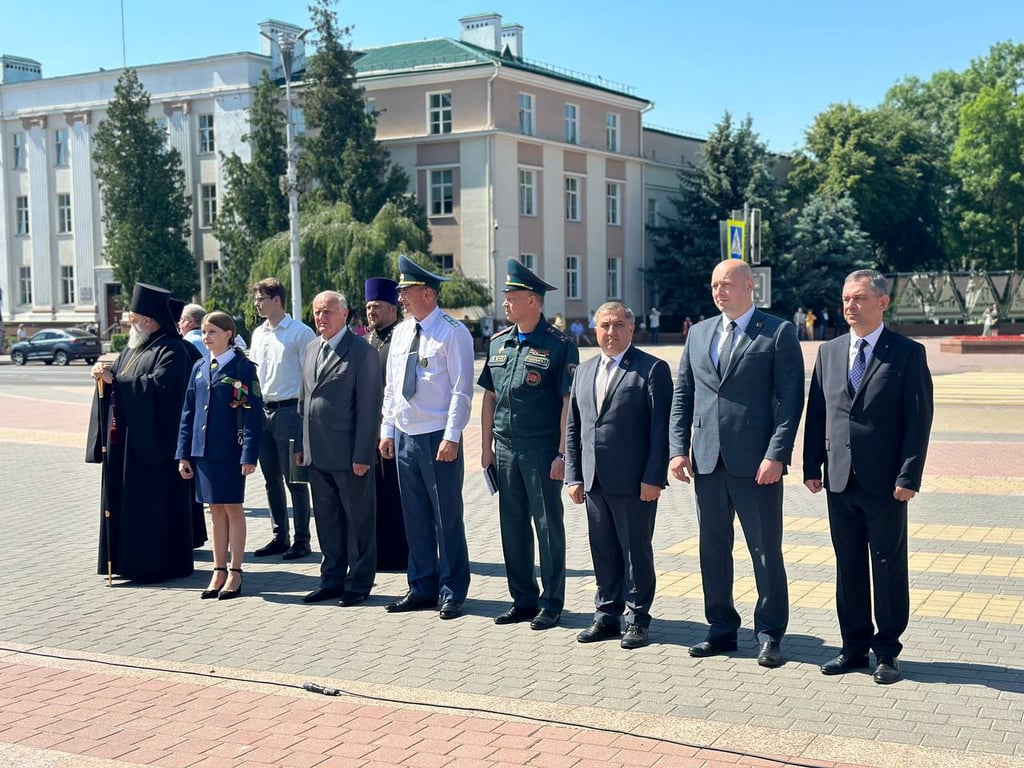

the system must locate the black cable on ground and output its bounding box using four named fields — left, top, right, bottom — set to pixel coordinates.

left=2, top=645, right=832, bottom=768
